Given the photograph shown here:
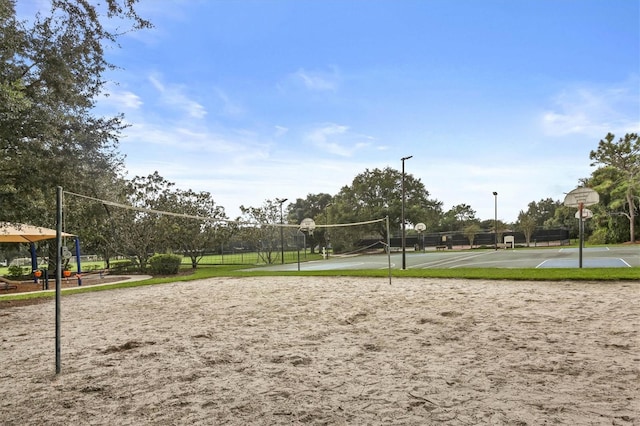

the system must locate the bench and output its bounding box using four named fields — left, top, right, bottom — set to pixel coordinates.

left=435, top=245, right=447, bottom=251
left=0, top=281, right=18, bottom=290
